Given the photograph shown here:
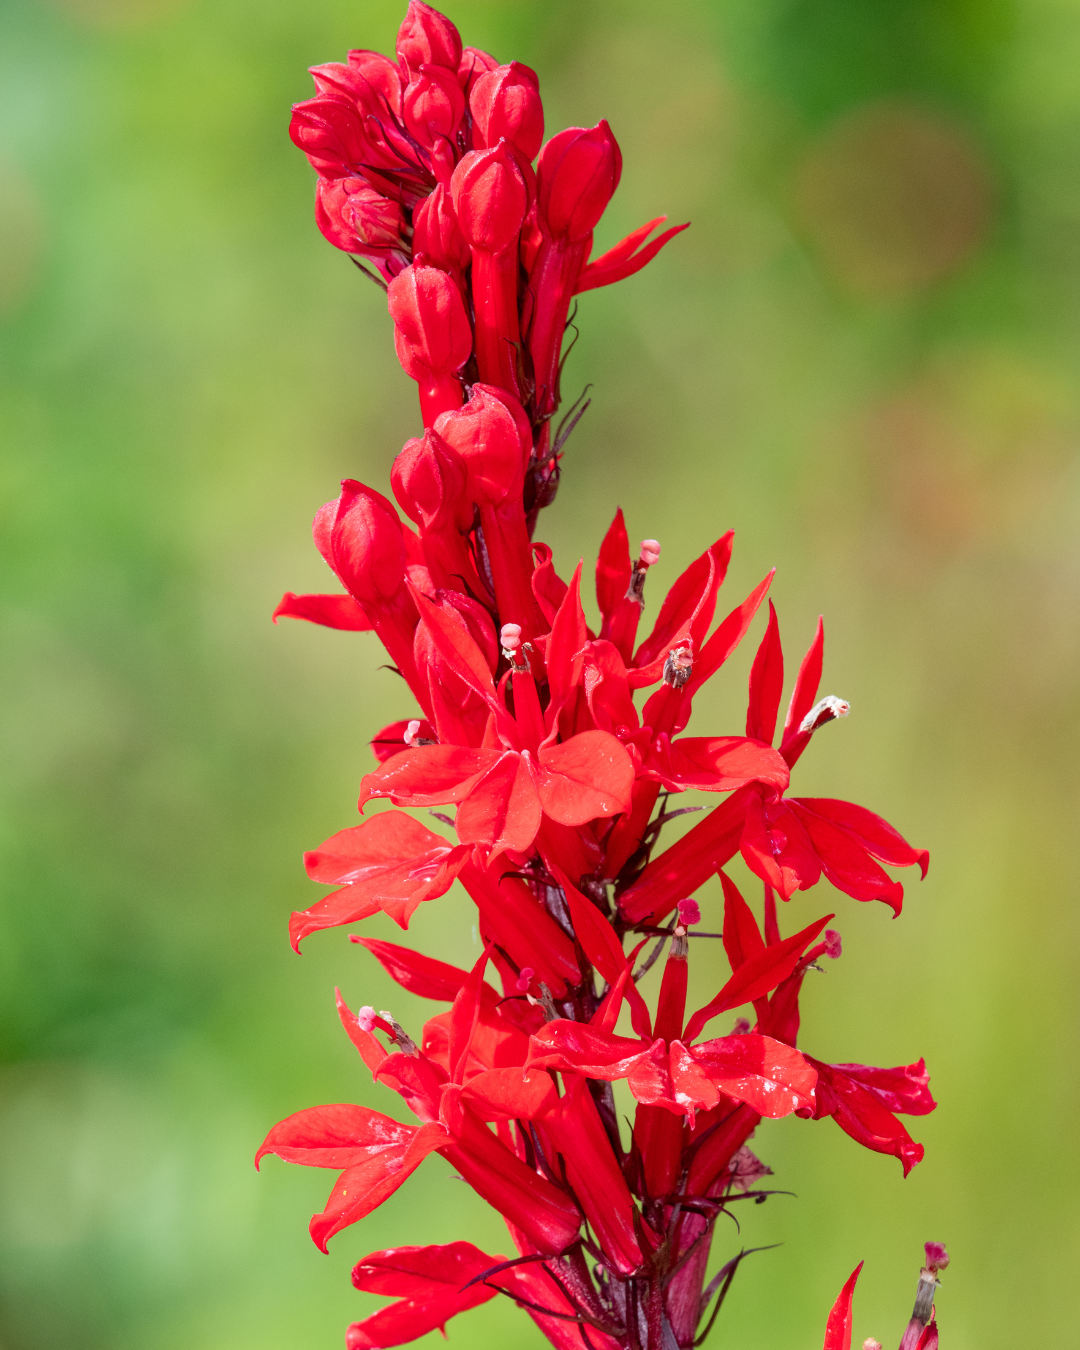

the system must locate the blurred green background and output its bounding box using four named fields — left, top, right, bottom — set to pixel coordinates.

left=1, top=0, right=1078, bottom=1345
